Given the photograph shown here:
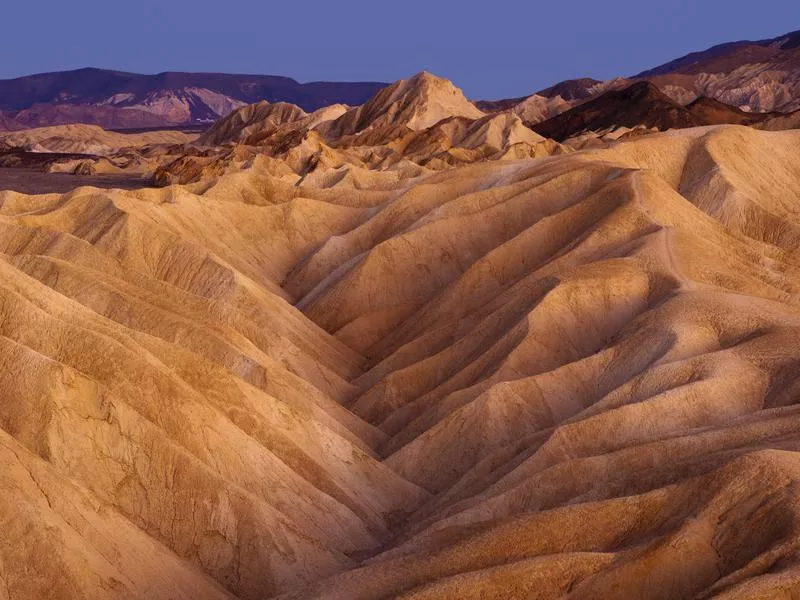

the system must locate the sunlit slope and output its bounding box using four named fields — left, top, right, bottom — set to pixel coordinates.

left=0, top=176, right=427, bottom=600
left=282, top=125, right=800, bottom=599
left=4, top=124, right=800, bottom=599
